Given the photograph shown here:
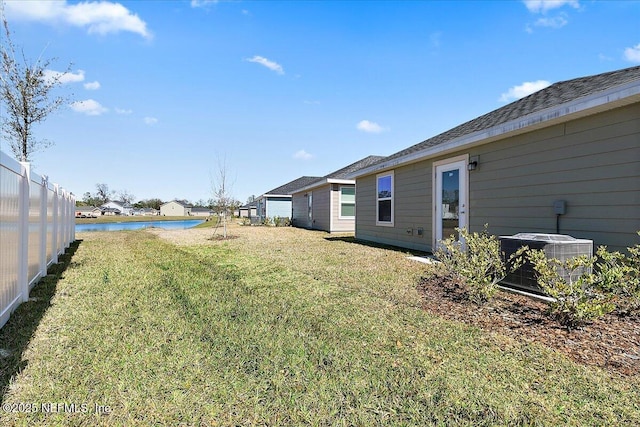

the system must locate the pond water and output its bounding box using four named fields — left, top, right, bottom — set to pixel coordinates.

left=76, top=219, right=205, bottom=232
